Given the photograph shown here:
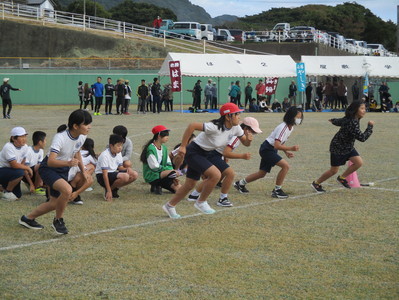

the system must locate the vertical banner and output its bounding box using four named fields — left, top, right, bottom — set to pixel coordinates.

left=296, top=62, right=306, bottom=92
left=169, top=60, right=182, bottom=92
left=264, top=77, right=279, bottom=95
left=363, top=73, right=369, bottom=96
